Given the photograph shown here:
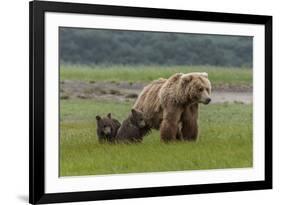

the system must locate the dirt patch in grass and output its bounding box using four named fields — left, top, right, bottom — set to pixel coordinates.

left=60, top=80, right=252, bottom=104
